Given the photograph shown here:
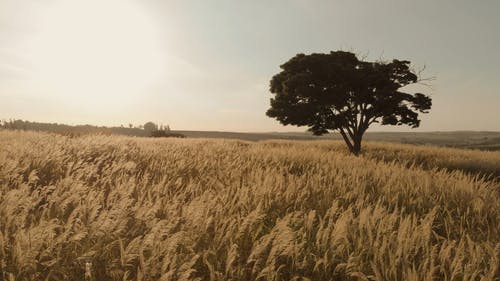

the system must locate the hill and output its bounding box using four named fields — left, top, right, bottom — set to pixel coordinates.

left=177, top=130, right=500, bottom=151
left=2, top=119, right=500, bottom=150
